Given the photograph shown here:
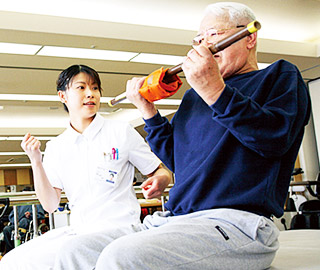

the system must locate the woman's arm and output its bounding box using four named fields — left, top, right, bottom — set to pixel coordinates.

left=21, top=133, right=61, bottom=213
left=141, top=164, right=172, bottom=199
